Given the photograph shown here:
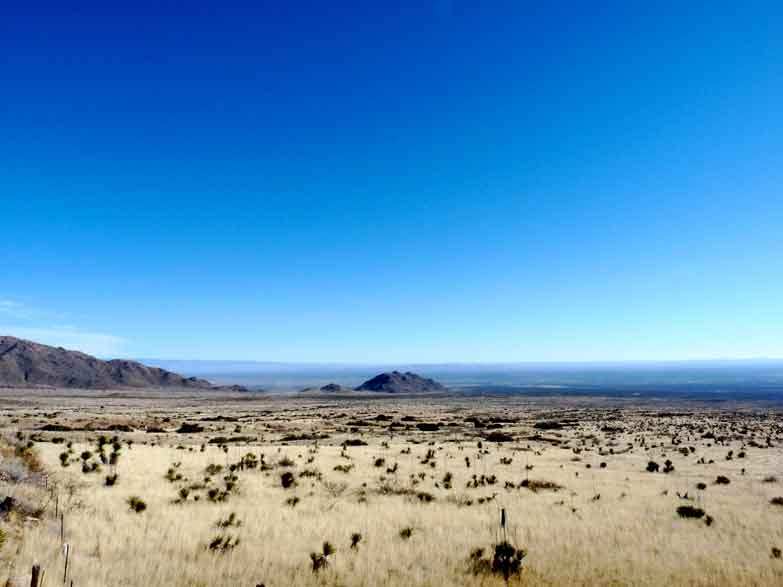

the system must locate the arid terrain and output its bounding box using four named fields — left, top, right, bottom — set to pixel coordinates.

left=1, top=388, right=782, bottom=586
